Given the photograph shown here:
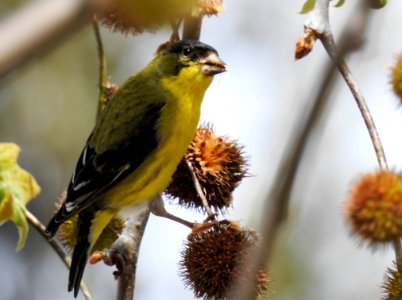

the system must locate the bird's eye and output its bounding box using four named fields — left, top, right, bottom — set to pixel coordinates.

left=183, top=46, right=192, bottom=55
